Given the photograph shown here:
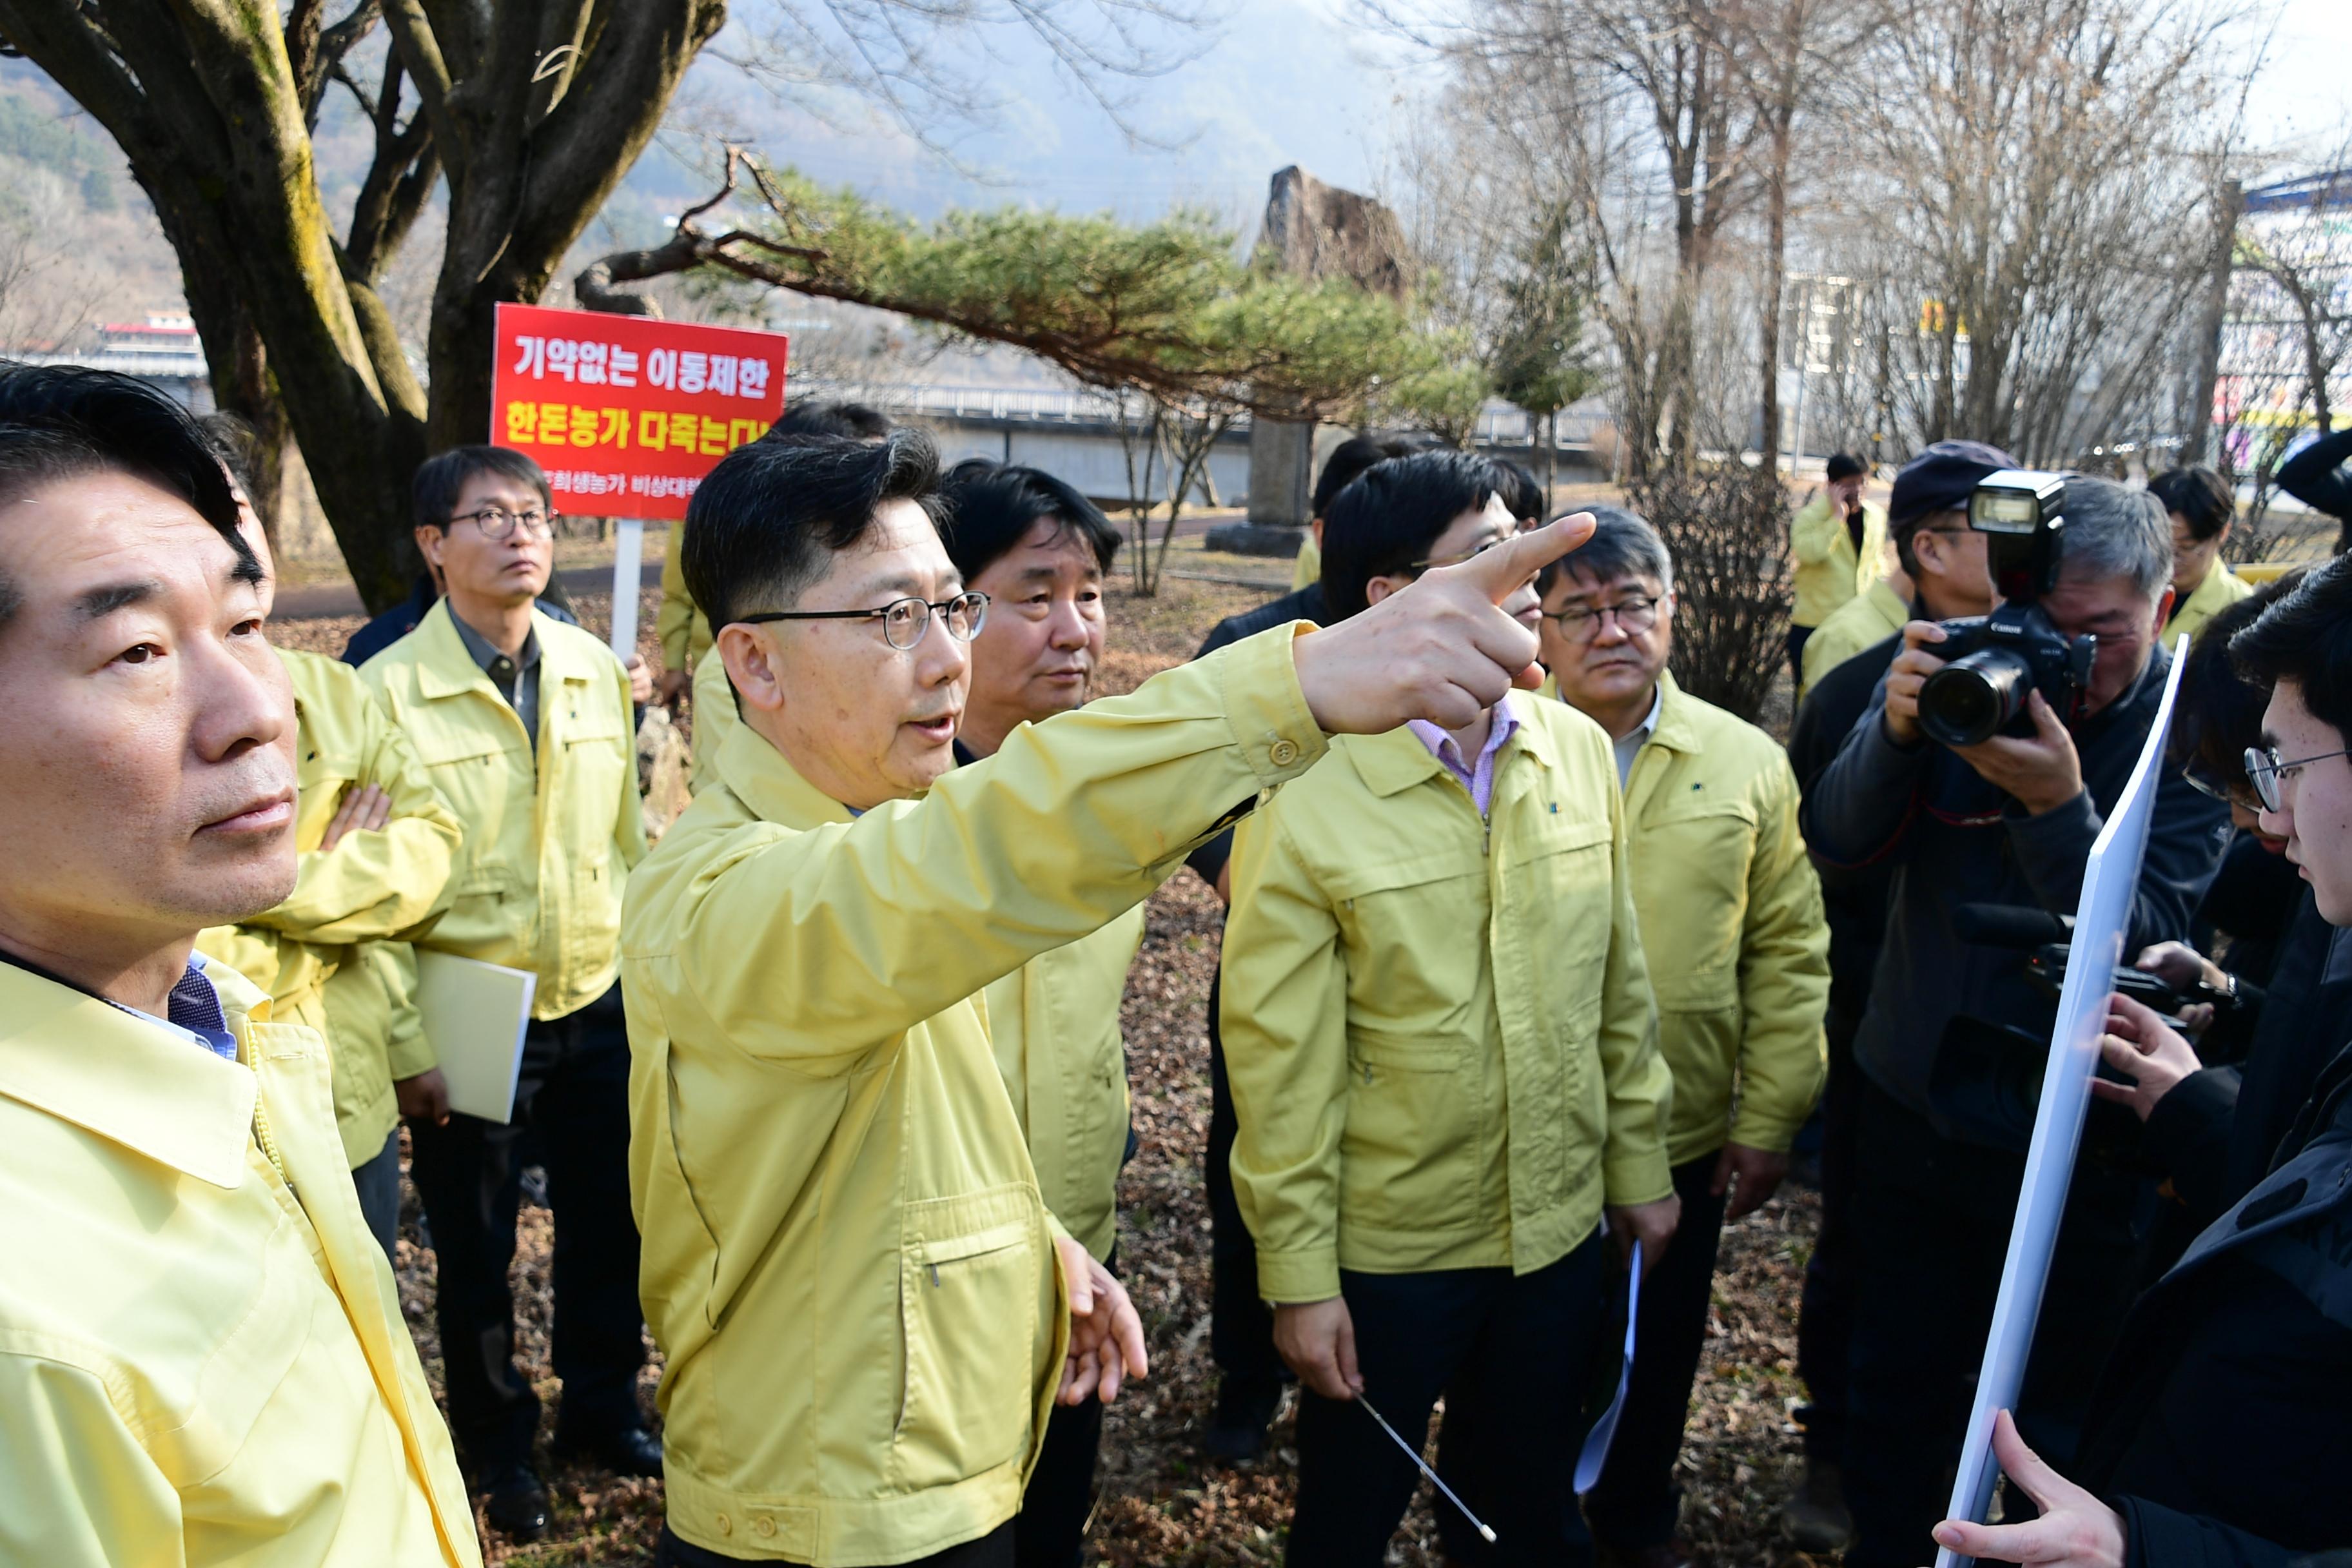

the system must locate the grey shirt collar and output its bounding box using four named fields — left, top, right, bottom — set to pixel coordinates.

left=449, top=608, right=542, bottom=749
